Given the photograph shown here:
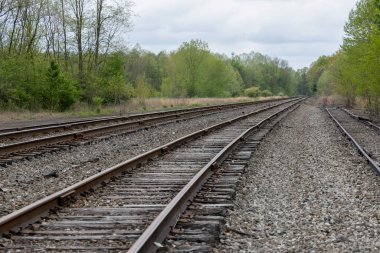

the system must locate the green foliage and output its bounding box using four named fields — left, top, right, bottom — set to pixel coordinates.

left=309, top=0, right=380, bottom=113
left=307, top=56, right=331, bottom=94
left=244, top=86, right=261, bottom=98
left=176, top=39, right=210, bottom=97
left=91, top=96, right=104, bottom=113
left=43, top=61, right=78, bottom=111
left=163, top=40, right=244, bottom=98
left=160, top=77, right=178, bottom=97
left=0, top=39, right=303, bottom=112
left=295, top=68, right=309, bottom=95
left=228, top=52, right=300, bottom=96
left=261, top=90, right=273, bottom=97
left=0, top=56, right=77, bottom=111
left=0, top=0, right=307, bottom=113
